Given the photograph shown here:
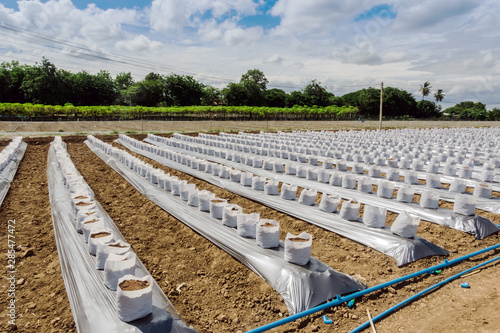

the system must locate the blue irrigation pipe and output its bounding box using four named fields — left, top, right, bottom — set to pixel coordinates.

left=350, top=254, right=500, bottom=333
left=246, top=243, right=500, bottom=333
